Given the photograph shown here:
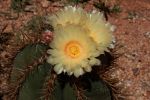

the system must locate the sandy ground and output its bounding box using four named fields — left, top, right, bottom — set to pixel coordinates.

left=0, top=0, right=150, bottom=100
